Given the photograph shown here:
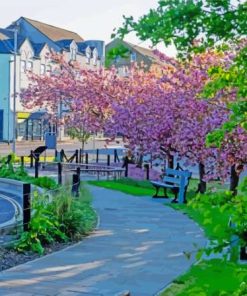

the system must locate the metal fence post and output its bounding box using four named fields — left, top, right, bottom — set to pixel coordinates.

left=23, top=183, right=31, bottom=231
left=85, top=153, right=88, bottom=170
left=30, top=150, right=33, bottom=168
left=96, top=149, right=99, bottom=163
left=144, top=164, right=150, bottom=180
left=75, top=149, right=79, bottom=163
left=125, top=159, right=128, bottom=177
left=58, top=162, right=62, bottom=185
left=107, top=154, right=110, bottom=166
left=35, top=157, right=39, bottom=178
left=20, top=156, right=24, bottom=168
